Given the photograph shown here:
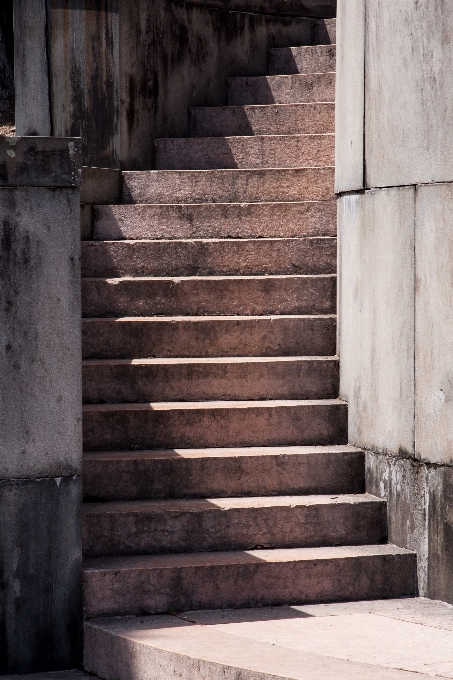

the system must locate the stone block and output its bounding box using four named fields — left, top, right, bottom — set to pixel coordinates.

left=415, top=183, right=453, bottom=465
left=80, top=166, right=121, bottom=205
left=365, top=0, right=453, bottom=187
left=80, top=204, right=93, bottom=241
left=0, top=137, right=81, bottom=187
left=0, top=186, right=82, bottom=479
left=174, top=0, right=336, bottom=17
left=338, top=187, right=414, bottom=455
left=0, top=476, right=82, bottom=673
left=334, top=0, right=365, bottom=193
